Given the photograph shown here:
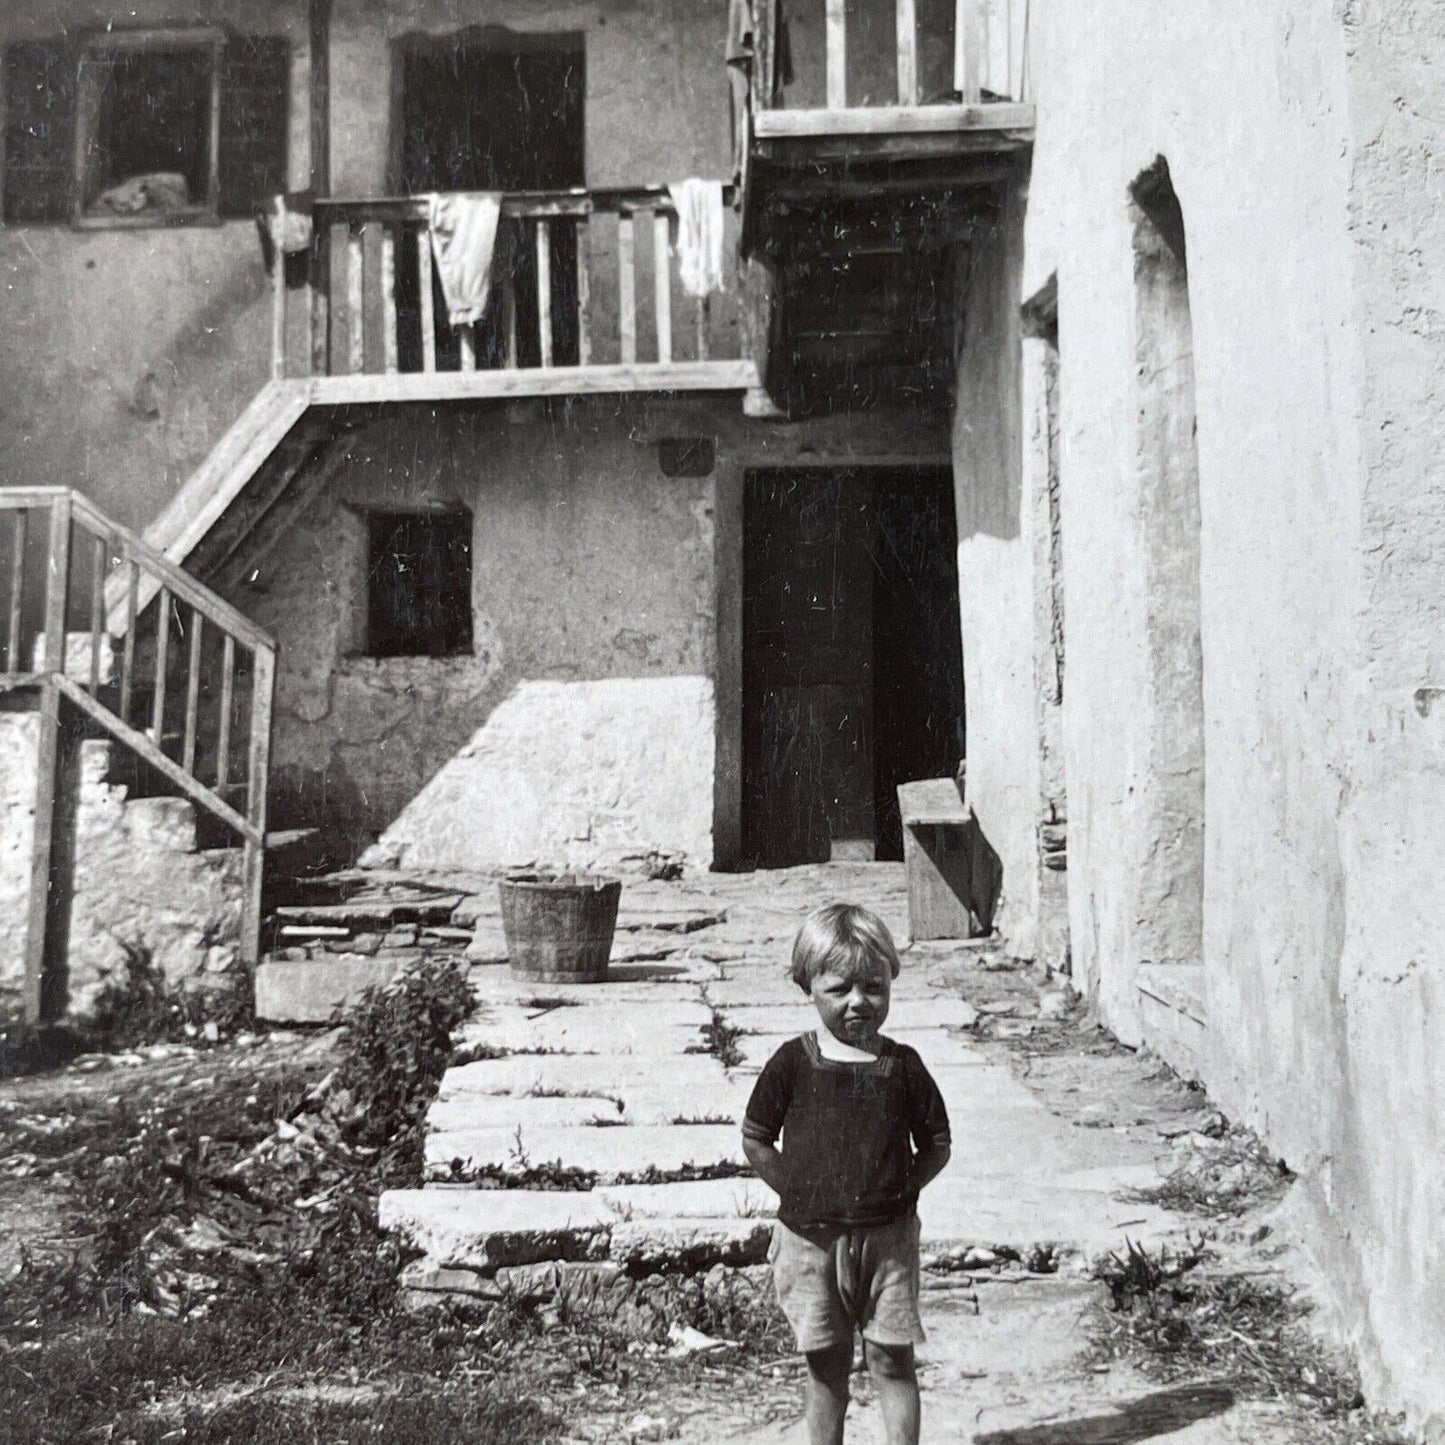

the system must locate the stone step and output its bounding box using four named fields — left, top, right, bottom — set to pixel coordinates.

left=255, top=951, right=464, bottom=1022
left=438, top=1051, right=732, bottom=1102
left=271, top=894, right=465, bottom=929
left=454, top=999, right=713, bottom=1055
left=425, top=1122, right=743, bottom=1183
